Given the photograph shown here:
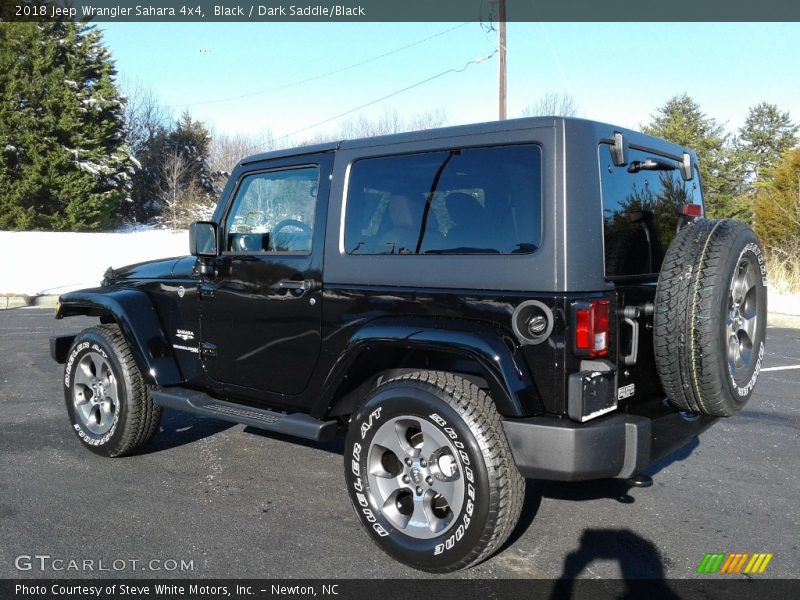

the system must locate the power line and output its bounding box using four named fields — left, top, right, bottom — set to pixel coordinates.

left=161, top=22, right=473, bottom=109
left=274, top=50, right=498, bottom=143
